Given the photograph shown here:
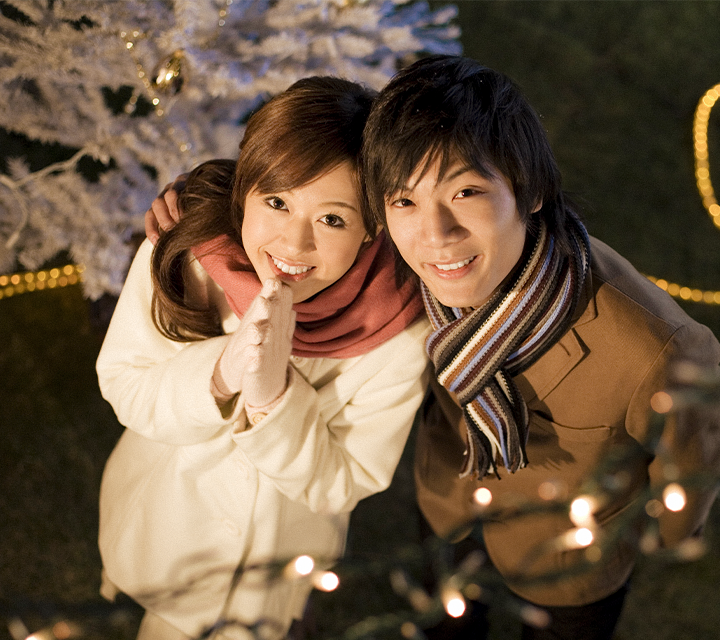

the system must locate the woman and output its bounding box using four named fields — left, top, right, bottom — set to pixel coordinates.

left=96, top=77, right=429, bottom=640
